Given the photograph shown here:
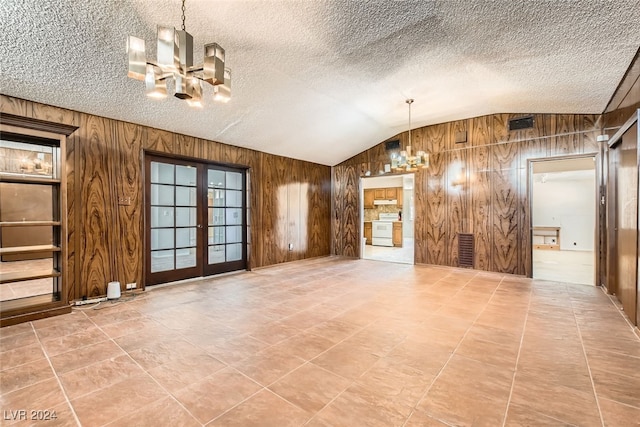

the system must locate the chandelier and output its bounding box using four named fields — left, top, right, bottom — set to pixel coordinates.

left=126, top=0, right=231, bottom=107
left=391, top=99, right=429, bottom=171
